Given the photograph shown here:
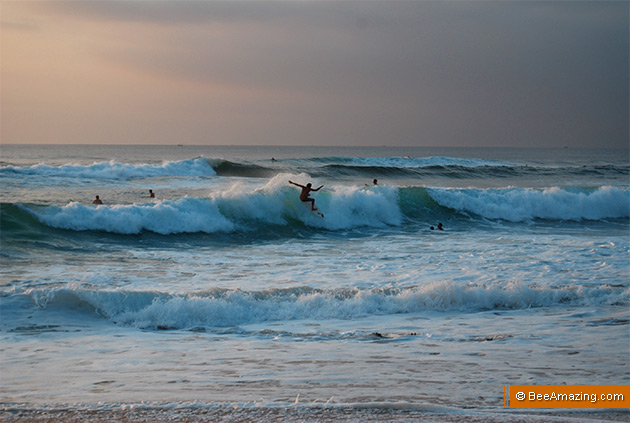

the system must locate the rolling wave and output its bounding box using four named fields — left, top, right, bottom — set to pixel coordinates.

left=304, top=156, right=509, bottom=168
left=3, top=178, right=628, bottom=237
left=211, top=160, right=277, bottom=178
left=3, top=156, right=627, bottom=181
left=7, top=184, right=403, bottom=235
left=0, top=157, right=217, bottom=179
left=427, top=186, right=630, bottom=222
left=20, top=281, right=629, bottom=330
left=300, top=156, right=629, bottom=180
